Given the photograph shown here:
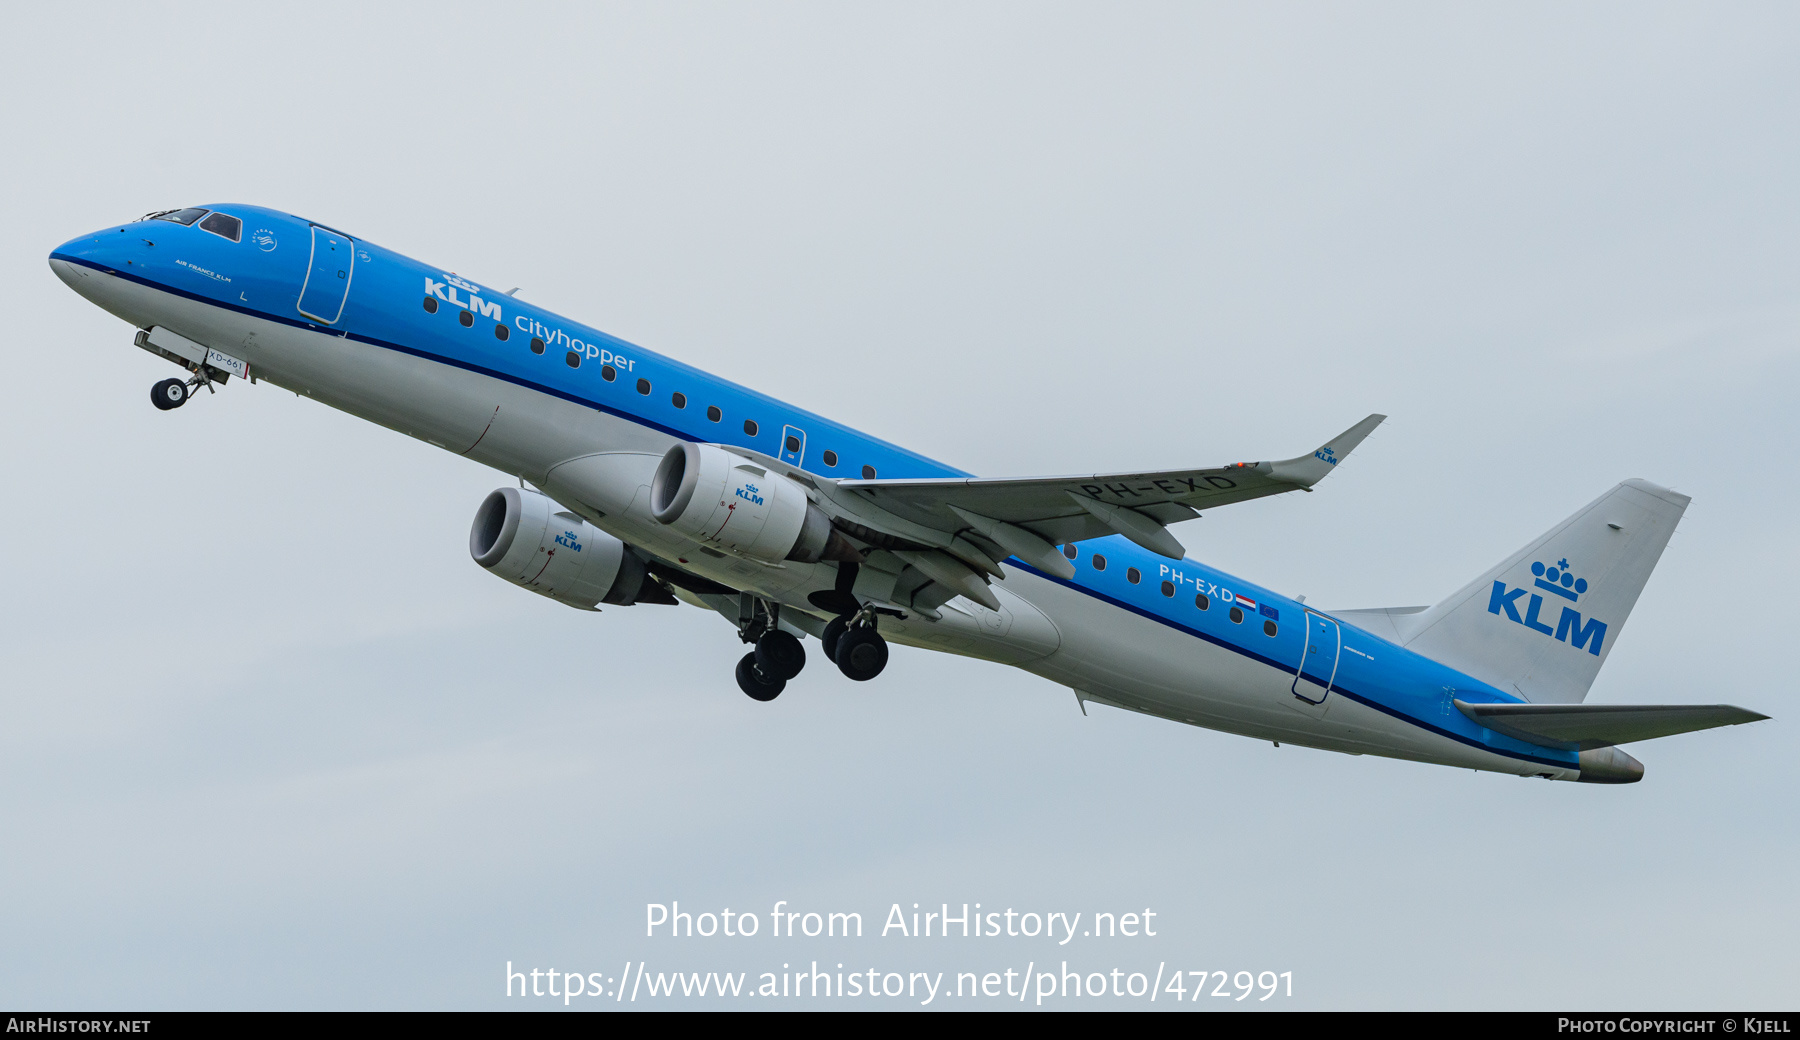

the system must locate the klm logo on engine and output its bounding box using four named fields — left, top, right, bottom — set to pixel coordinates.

left=424, top=275, right=502, bottom=321
left=554, top=530, right=582, bottom=552
left=735, top=483, right=765, bottom=506
left=1487, top=558, right=1607, bottom=656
